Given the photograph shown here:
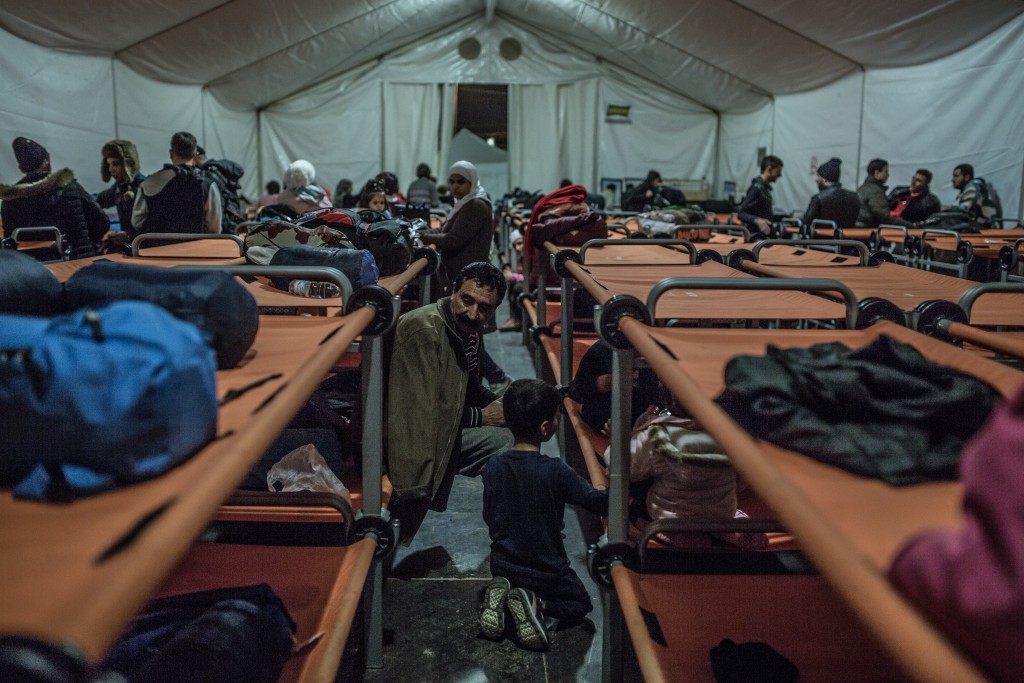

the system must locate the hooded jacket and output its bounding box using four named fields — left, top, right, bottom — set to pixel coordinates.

left=0, top=168, right=107, bottom=259
left=97, top=140, right=146, bottom=236
left=628, top=415, right=737, bottom=522
left=956, top=177, right=1003, bottom=227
